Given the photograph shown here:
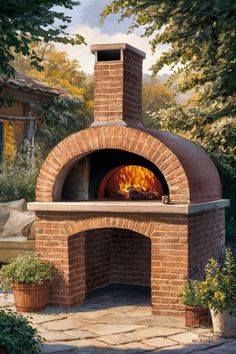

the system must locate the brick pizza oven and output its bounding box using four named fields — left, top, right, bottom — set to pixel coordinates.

left=28, top=43, right=229, bottom=317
